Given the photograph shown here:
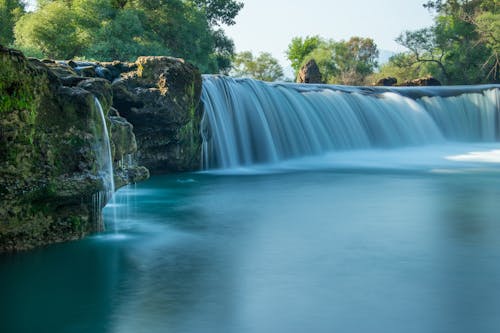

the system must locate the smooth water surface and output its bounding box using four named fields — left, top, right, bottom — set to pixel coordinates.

left=2, top=145, right=500, bottom=333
